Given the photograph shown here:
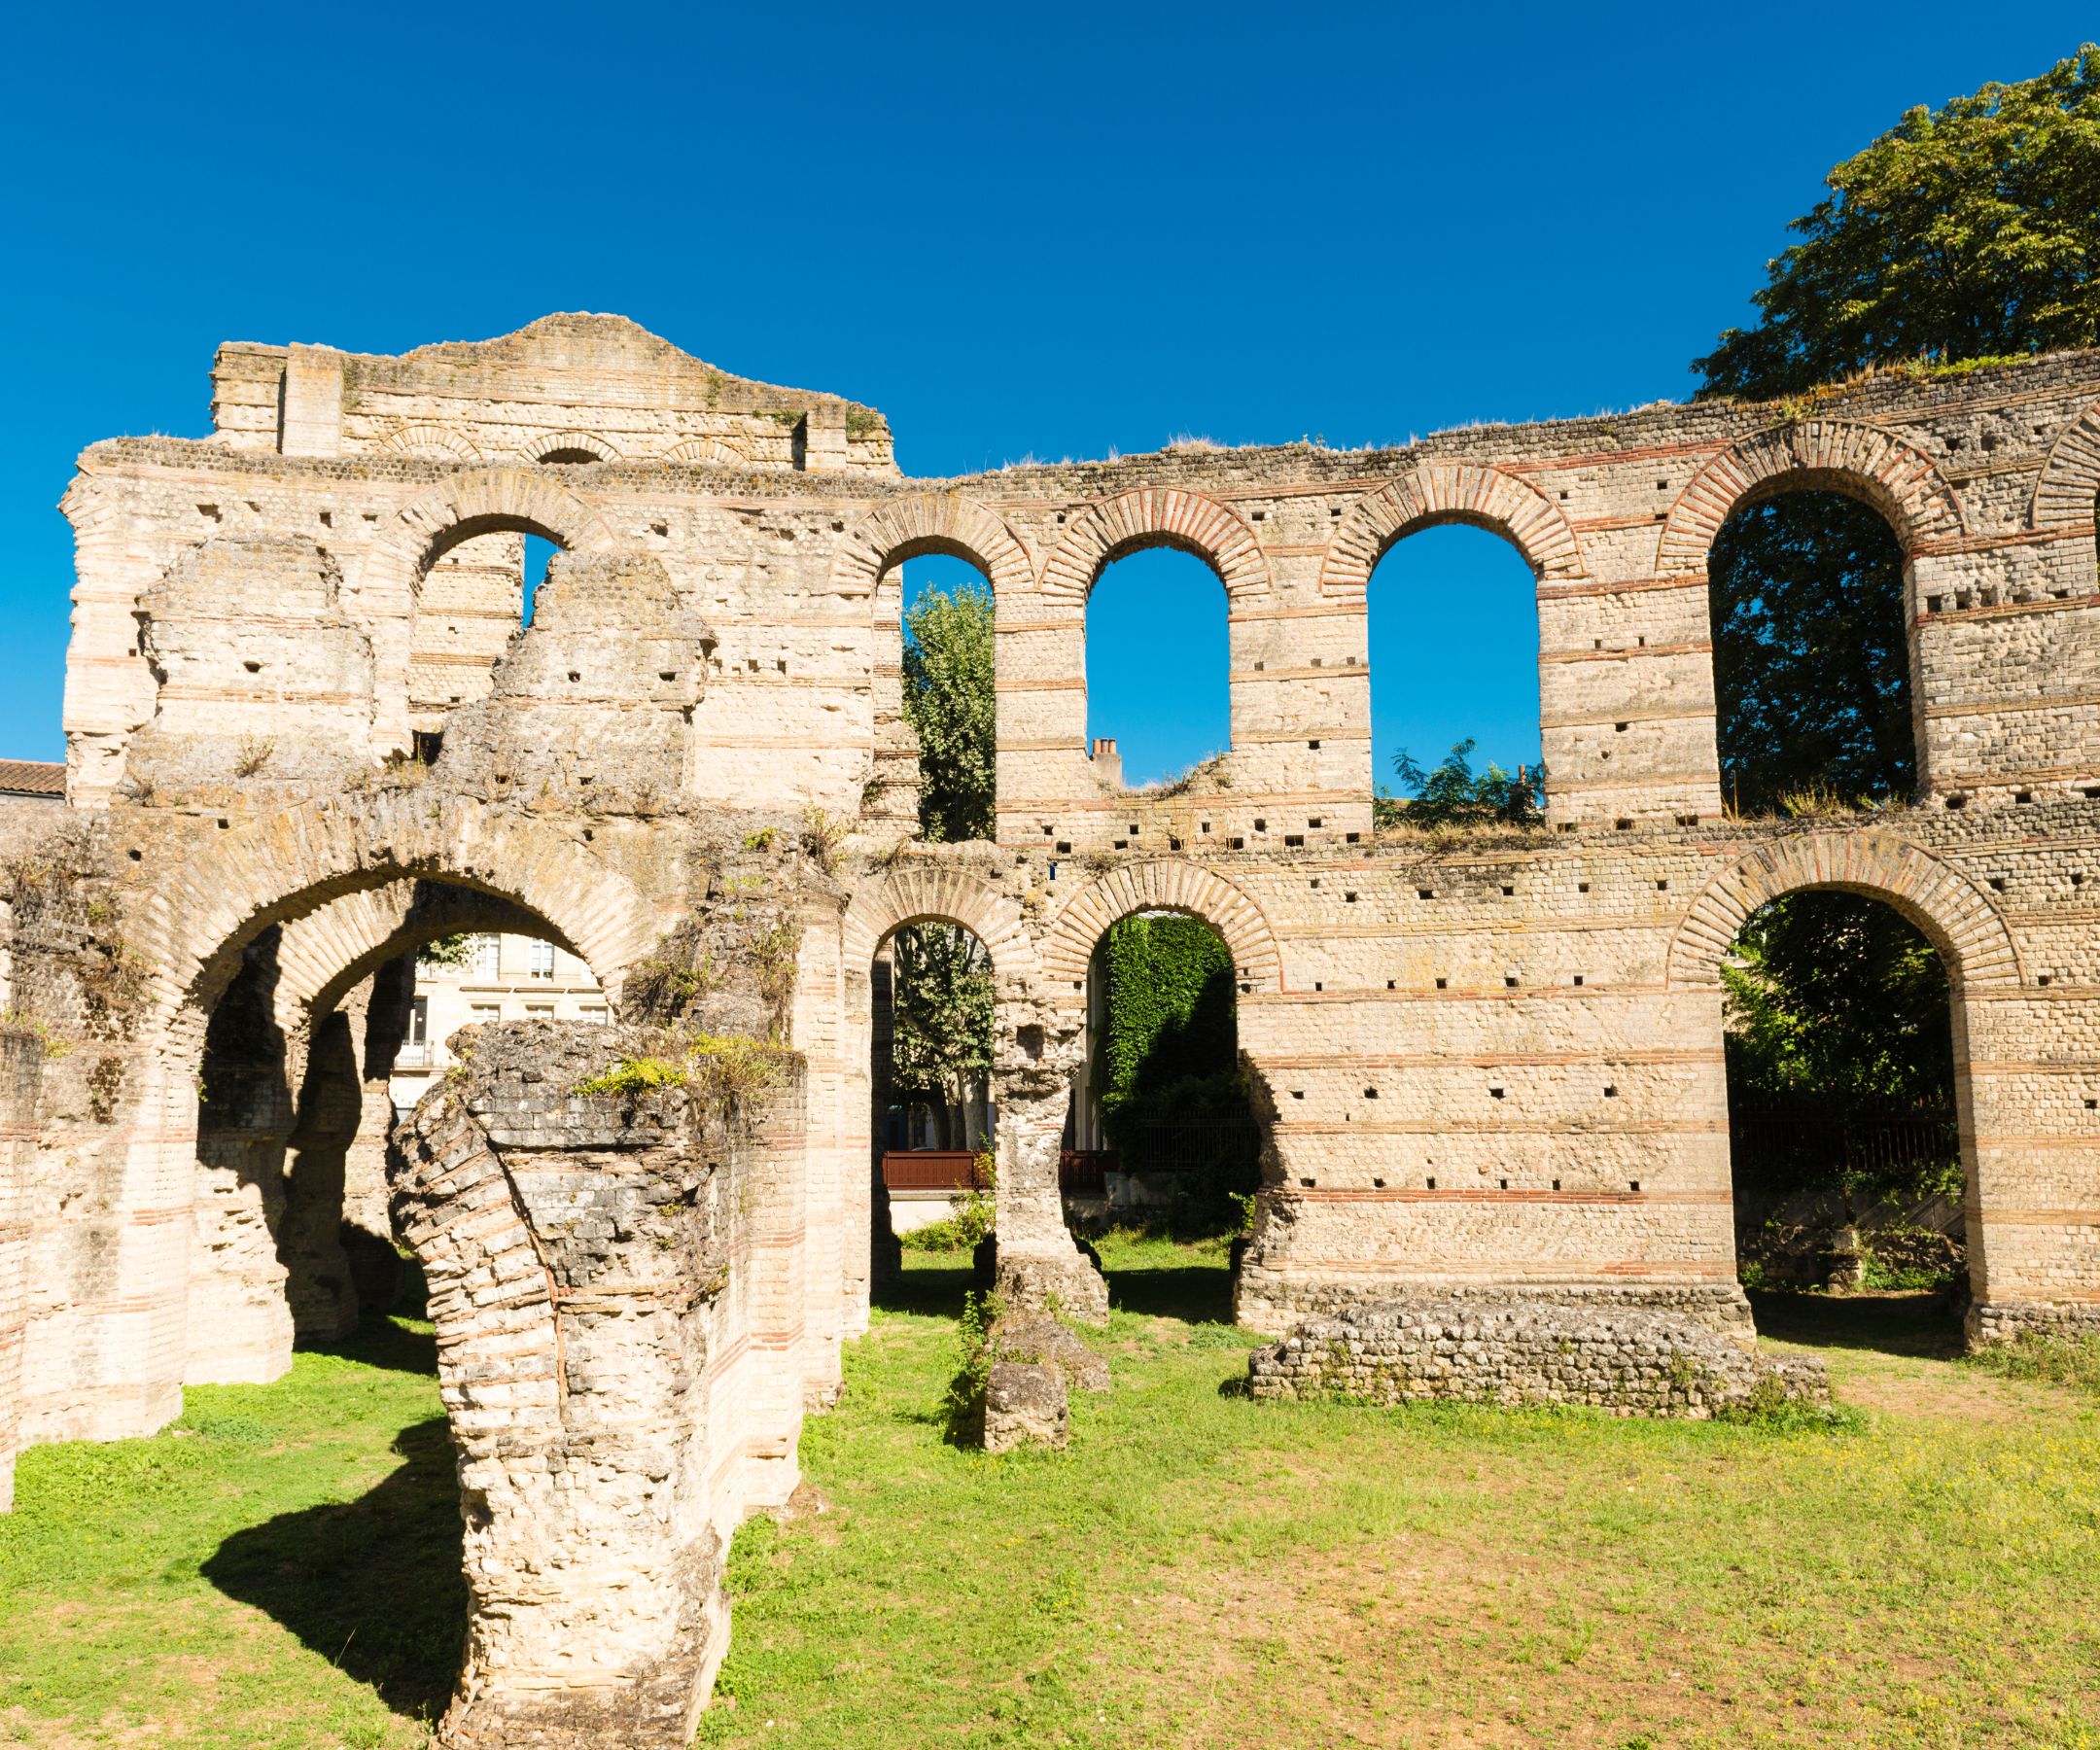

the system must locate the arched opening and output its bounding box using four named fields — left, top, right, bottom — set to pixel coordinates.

left=1723, top=888, right=1966, bottom=1344
left=896, top=550, right=997, bottom=842
left=1067, top=909, right=1257, bottom=1314
left=536, top=447, right=603, bottom=466
left=1086, top=547, right=1229, bottom=789
left=871, top=918, right=997, bottom=1259
left=1709, top=489, right=1914, bottom=815
left=407, top=524, right=566, bottom=750
left=188, top=879, right=598, bottom=1383
left=1366, top=524, right=1541, bottom=824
